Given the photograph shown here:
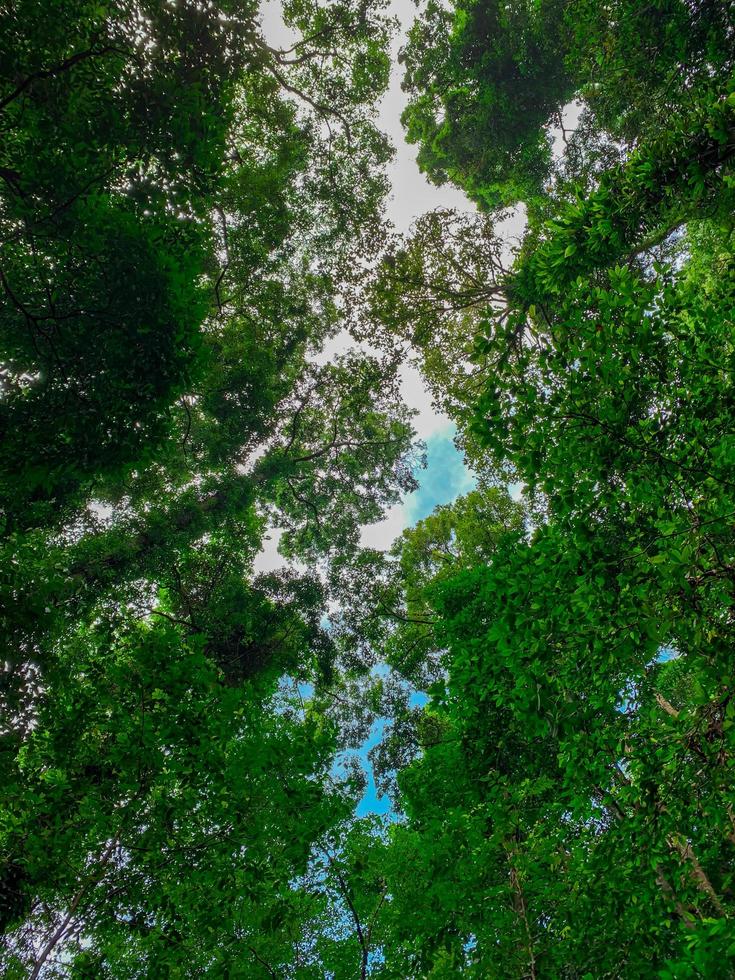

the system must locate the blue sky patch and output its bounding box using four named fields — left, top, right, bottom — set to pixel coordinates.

left=404, top=426, right=475, bottom=526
